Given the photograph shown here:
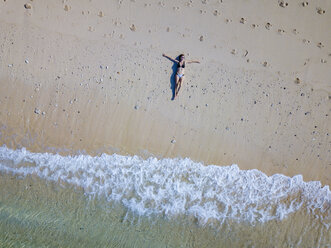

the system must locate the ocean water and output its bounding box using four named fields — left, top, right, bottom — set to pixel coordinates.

left=0, top=145, right=330, bottom=247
